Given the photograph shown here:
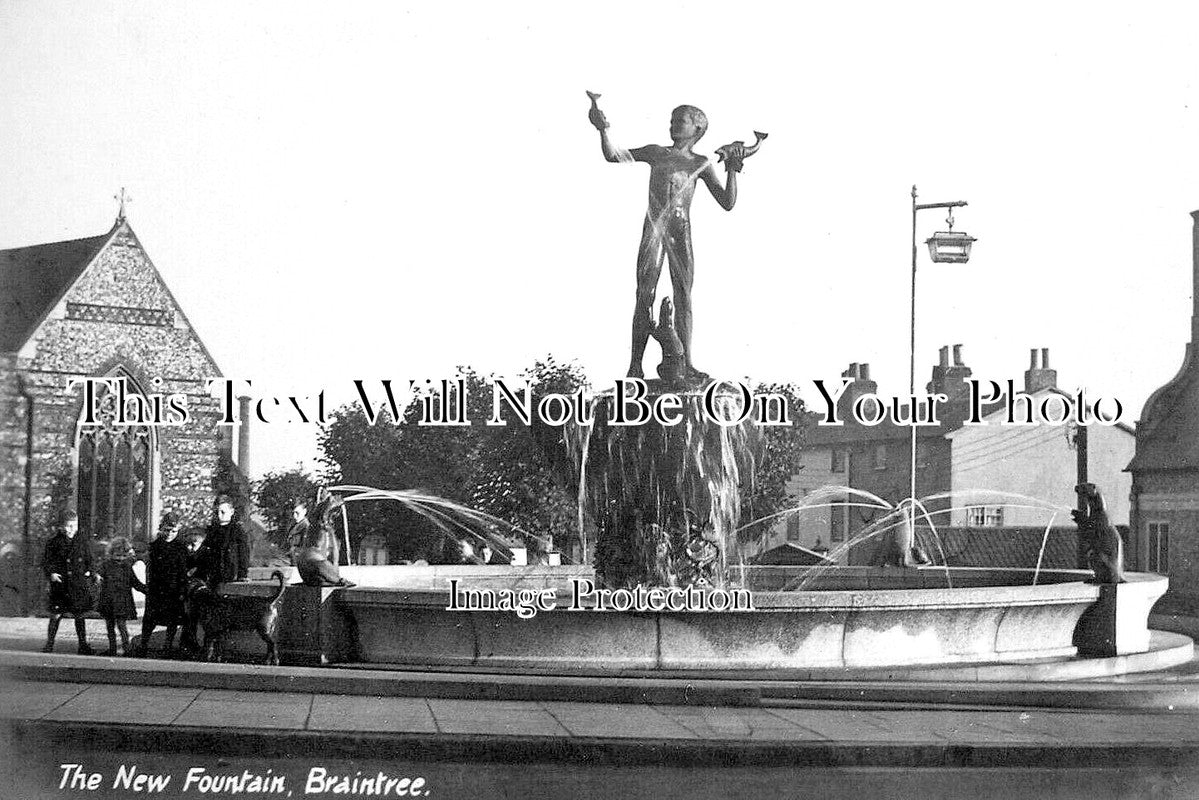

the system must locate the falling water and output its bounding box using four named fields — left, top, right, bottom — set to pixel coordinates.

left=564, top=386, right=762, bottom=590
left=741, top=486, right=1076, bottom=592
left=1032, top=512, right=1060, bottom=585
left=329, top=485, right=556, bottom=563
